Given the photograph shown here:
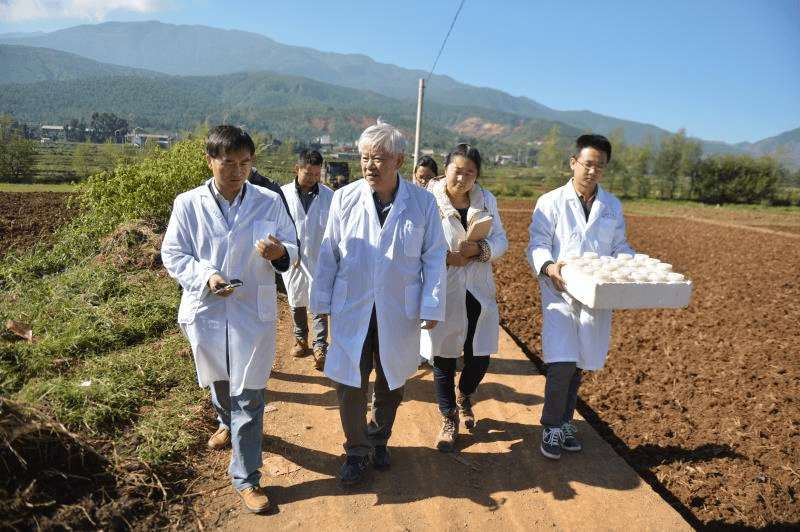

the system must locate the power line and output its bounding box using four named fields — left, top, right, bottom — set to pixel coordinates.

left=426, top=0, right=466, bottom=84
